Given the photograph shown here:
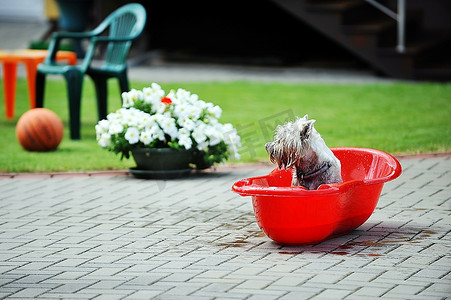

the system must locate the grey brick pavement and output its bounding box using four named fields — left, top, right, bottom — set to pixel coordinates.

left=0, top=156, right=450, bottom=299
